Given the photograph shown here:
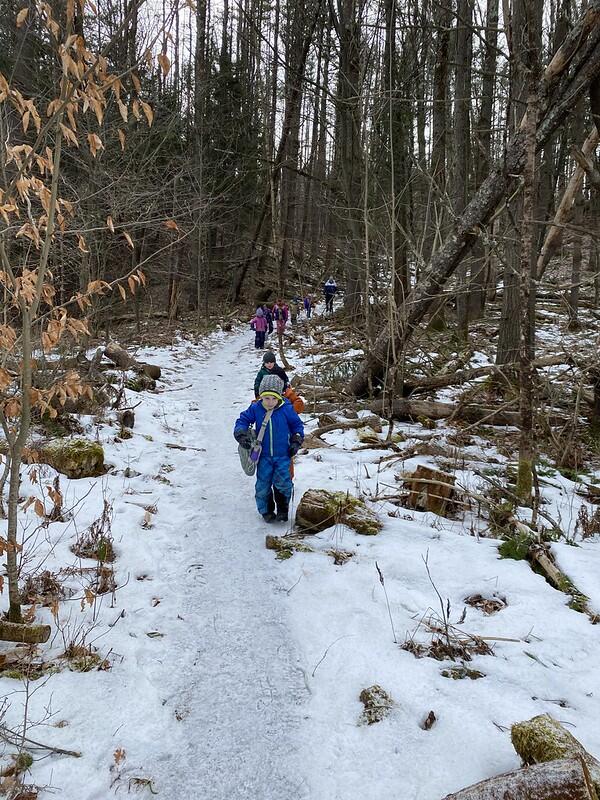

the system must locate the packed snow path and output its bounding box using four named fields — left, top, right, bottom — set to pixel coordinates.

left=146, top=332, right=310, bottom=798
